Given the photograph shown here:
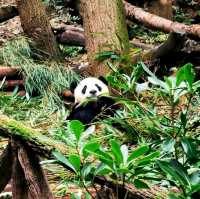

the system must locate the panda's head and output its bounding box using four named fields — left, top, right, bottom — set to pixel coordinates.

left=70, top=77, right=109, bottom=103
